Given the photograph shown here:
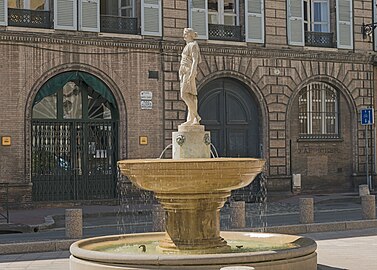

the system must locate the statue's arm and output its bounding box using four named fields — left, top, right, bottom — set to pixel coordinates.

left=189, top=45, right=200, bottom=81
